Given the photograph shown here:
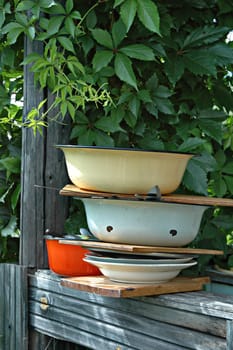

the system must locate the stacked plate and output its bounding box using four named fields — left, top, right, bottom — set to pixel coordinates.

left=84, top=251, right=197, bottom=284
